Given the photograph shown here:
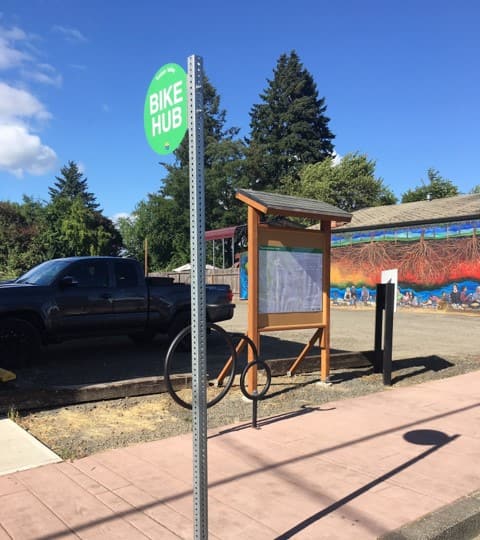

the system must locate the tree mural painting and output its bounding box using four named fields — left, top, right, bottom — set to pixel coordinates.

left=330, top=220, right=480, bottom=309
